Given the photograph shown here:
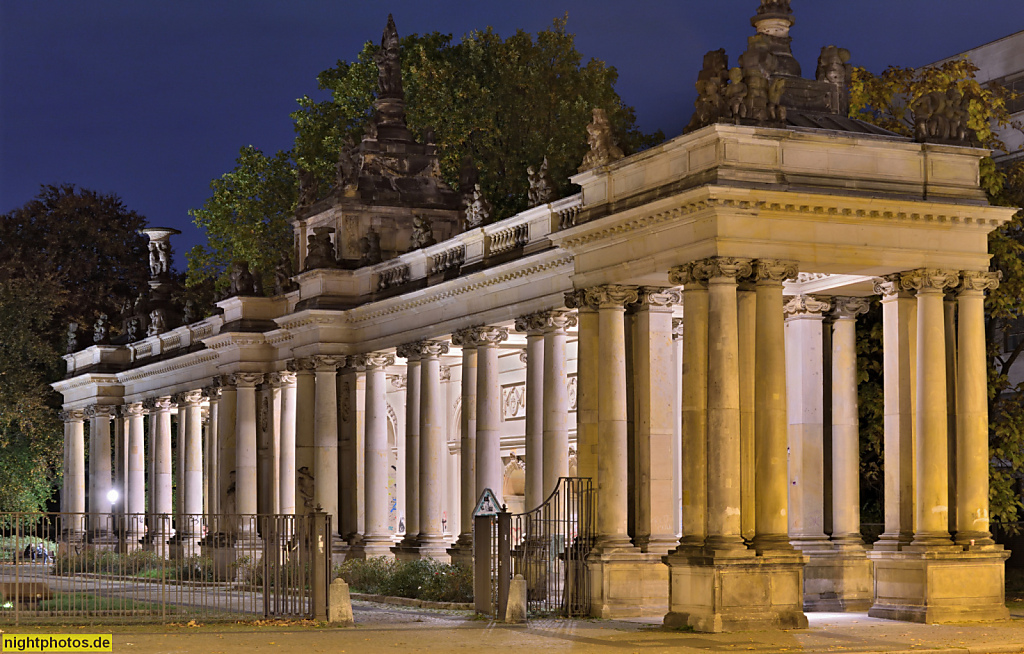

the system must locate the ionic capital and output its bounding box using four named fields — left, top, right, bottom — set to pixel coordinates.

left=898, top=268, right=960, bottom=294
left=143, top=396, right=174, bottom=412
left=352, top=352, right=396, bottom=370
left=958, top=270, right=1001, bottom=295
left=451, top=328, right=479, bottom=348
left=461, top=326, right=507, bottom=346
left=584, top=285, right=639, bottom=309
left=173, top=390, right=205, bottom=407
left=202, top=385, right=222, bottom=401
left=287, top=357, right=318, bottom=373
left=85, top=405, right=118, bottom=419
left=59, top=409, right=87, bottom=422
left=672, top=317, right=685, bottom=341
left=309, top=355, right=345, bottom=372
left=831, top=297, right=871, bottom=320
left=706, top=257, right=754, bottom=281
left=402, top=340, right=451, bottom=358
left=517, top=309, right=578, bottom=333
left=514, top=314, right=547, bottom=334
left=563, top=289, right=593, bottom=311
left=668, top=261, right=712, bottom=288
left=633, top=287, right=683, bottom=311
left=754, top=259, right=799, bottom=285
left=784, top=295, right=832, bottom=317
left=396, top=342, right=423, bottom=360
left=268, top=371, right=298, bottom=386
left=230, top=372, right=265, bottom=388
left=123, top=402, right=147, bottom=417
